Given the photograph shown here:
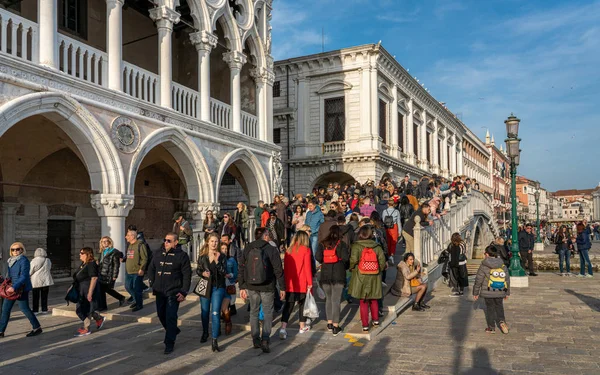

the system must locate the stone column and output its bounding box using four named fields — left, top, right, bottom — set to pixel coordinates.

left=420, top=110, right=428, bottom=170
left=432, top=118, right=439, bottom=173
left=295, top=76, right=308, bottom=153
left=0, top=202, right=20, bottom=275
left=250, top=67, right=268, bottom=141
left=442, top=128, right=449, bottom=176
left=266, top=67, right=275, bottom=143
left=457, top=141, right=464, bottom=175
left=91, top=194, right=134, bottom=283
left=149, top=6, right=180, bottom=108
left=38, top=0, right=58, bottom=67
left=223, top=51, right=247, bottom=134
left=190, top=31, right=217, bottom=122
left=106, top=0, right=124, bottom=90
left=406, top=99, right=415, bottom=165
left=390, top=85, right=399, bottom=158
left=593, top=190, right=600, bottom=221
